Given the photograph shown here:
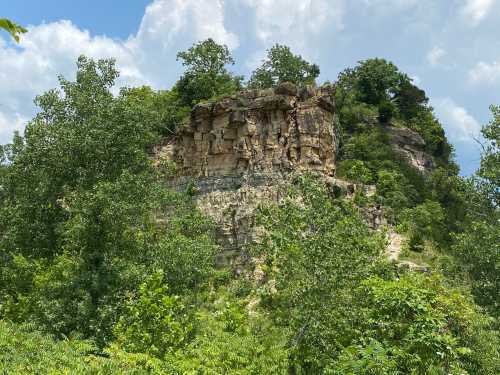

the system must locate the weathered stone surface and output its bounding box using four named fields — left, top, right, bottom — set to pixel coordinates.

left=159, top=84, right=339, bottom=258
left=275, top=81, right=298, bottom=96
left=386, top=126, right=435, bottom=173
left=157, top=86, right=437, bottom=260
left=165, top=84, right=338, bottom=178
